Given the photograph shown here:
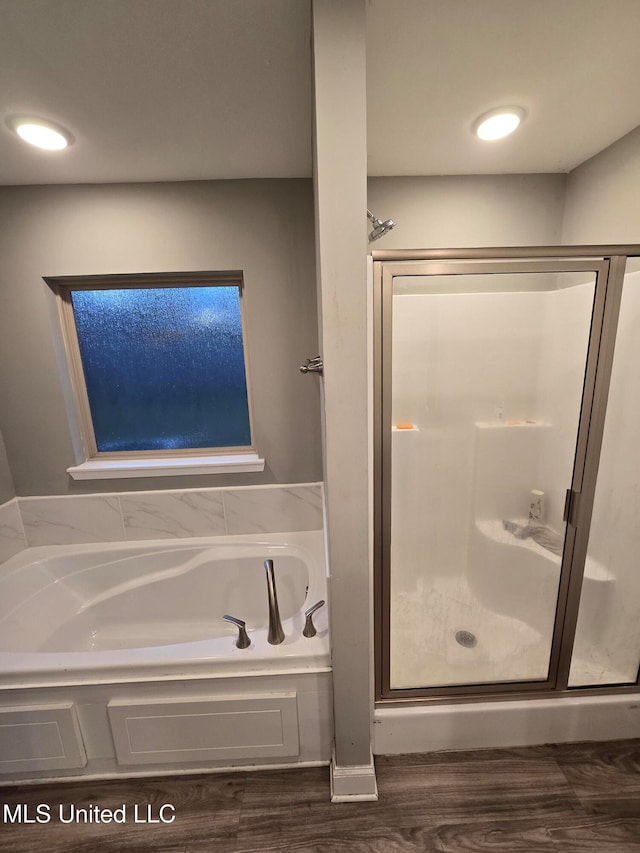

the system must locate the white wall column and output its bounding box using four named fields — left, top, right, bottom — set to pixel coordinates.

left=312, top=0, right=376, bottom=801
